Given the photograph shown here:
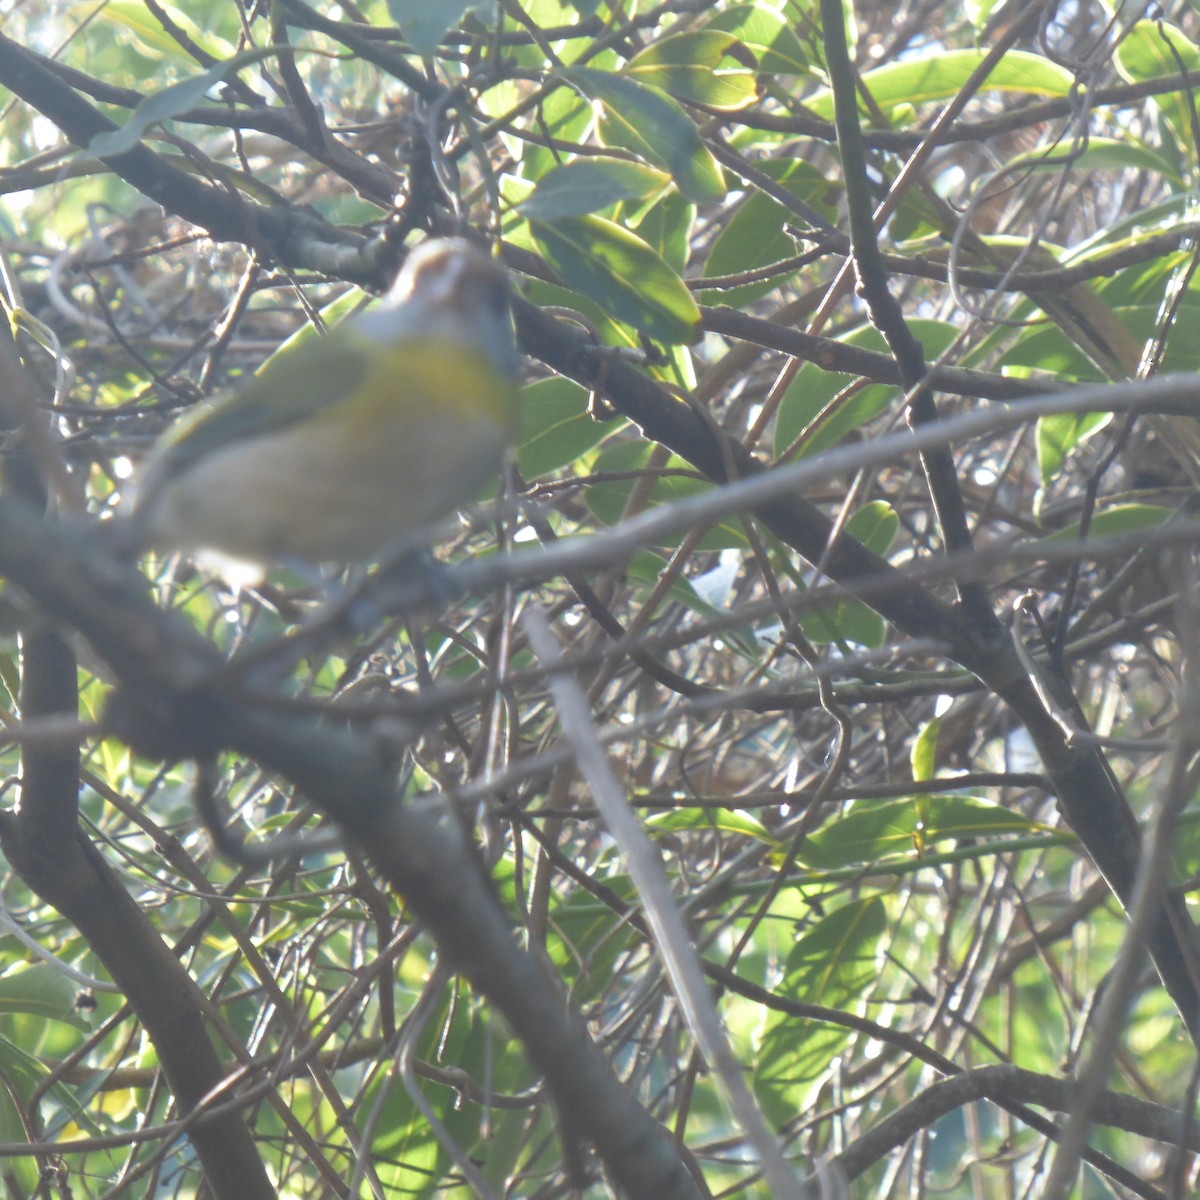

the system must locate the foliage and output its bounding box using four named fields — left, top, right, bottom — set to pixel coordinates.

left=1, top=1, right=1200, bottom=1198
